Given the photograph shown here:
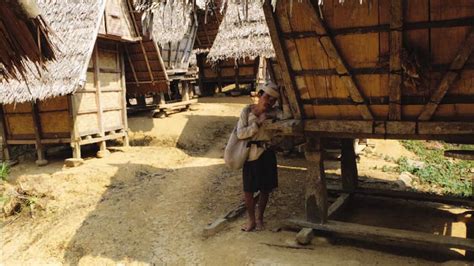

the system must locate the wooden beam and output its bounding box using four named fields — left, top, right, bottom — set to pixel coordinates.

left=287, top=219, right=474, bottom=252
left=31, top=101, right=47, bottom=165
left=328, top=187, right=474, bottom=208
left=262, top=119, right=304, bottom=136
left=328, top=193, right=351, bottom=218
left=234, top=61, right=240, bottom=90
left=124, top=46, right=139, bottom=86
left=418, top=28, right=474, bottom=121
left=307, top=1, right=373, bottom=120
left=263, top=0, right=302, bottom=119
left=388, top=0, right=403, bottom=120
left=119, top=44, right=129, bottom=147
